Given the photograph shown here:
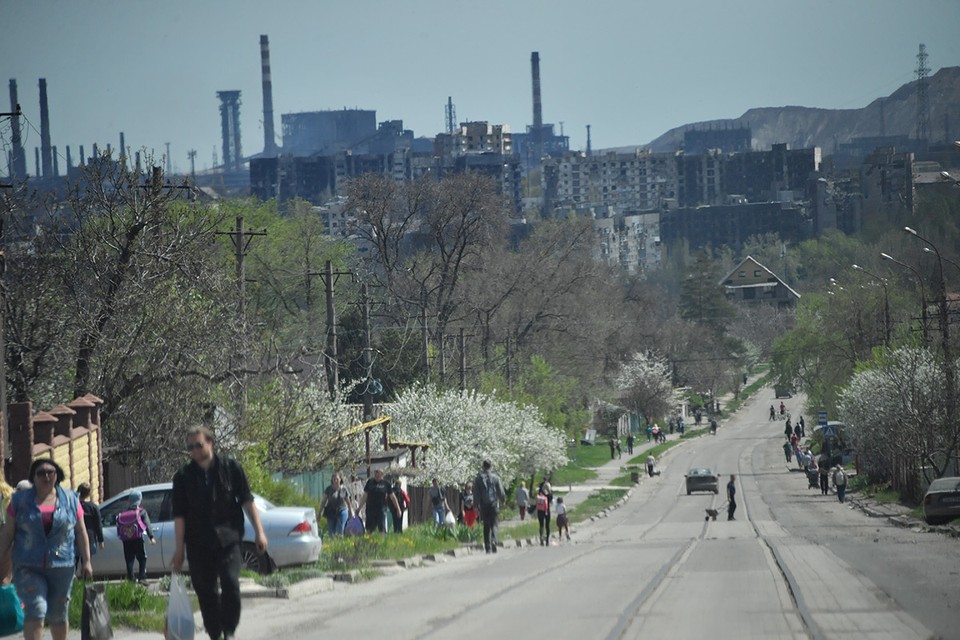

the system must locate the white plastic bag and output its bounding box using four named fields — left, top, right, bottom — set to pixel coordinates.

left=165, top=573, right=195, bottom=640
left=444, top=510, right=456, bottom=528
